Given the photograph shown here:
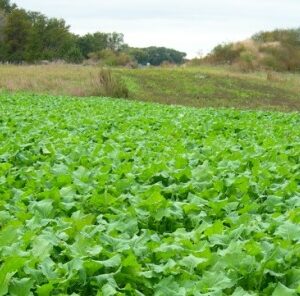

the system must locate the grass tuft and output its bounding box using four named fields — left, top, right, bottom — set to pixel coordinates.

left=89, top=68, right=129, bottom=98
